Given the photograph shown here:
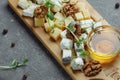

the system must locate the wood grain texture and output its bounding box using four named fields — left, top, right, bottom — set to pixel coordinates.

left=8, top=0, right=120, bottom=80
